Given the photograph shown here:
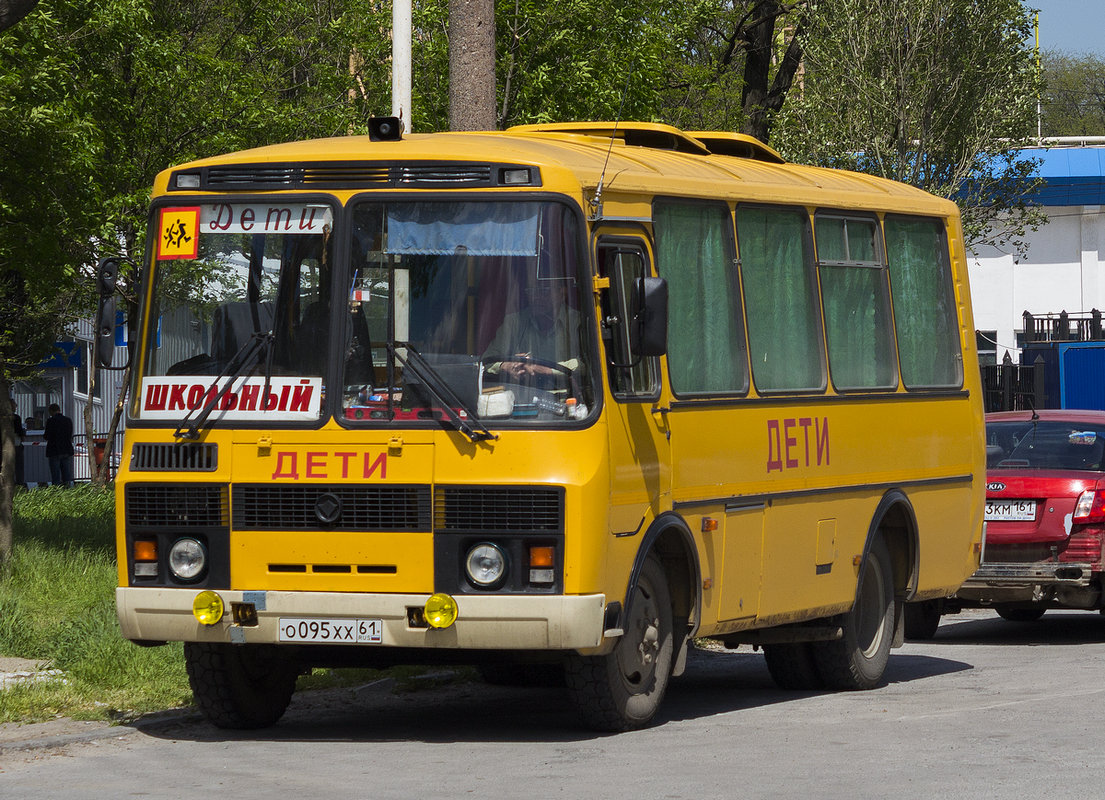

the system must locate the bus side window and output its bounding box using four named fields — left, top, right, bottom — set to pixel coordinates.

left=597, top=241, right=659, bottom=399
